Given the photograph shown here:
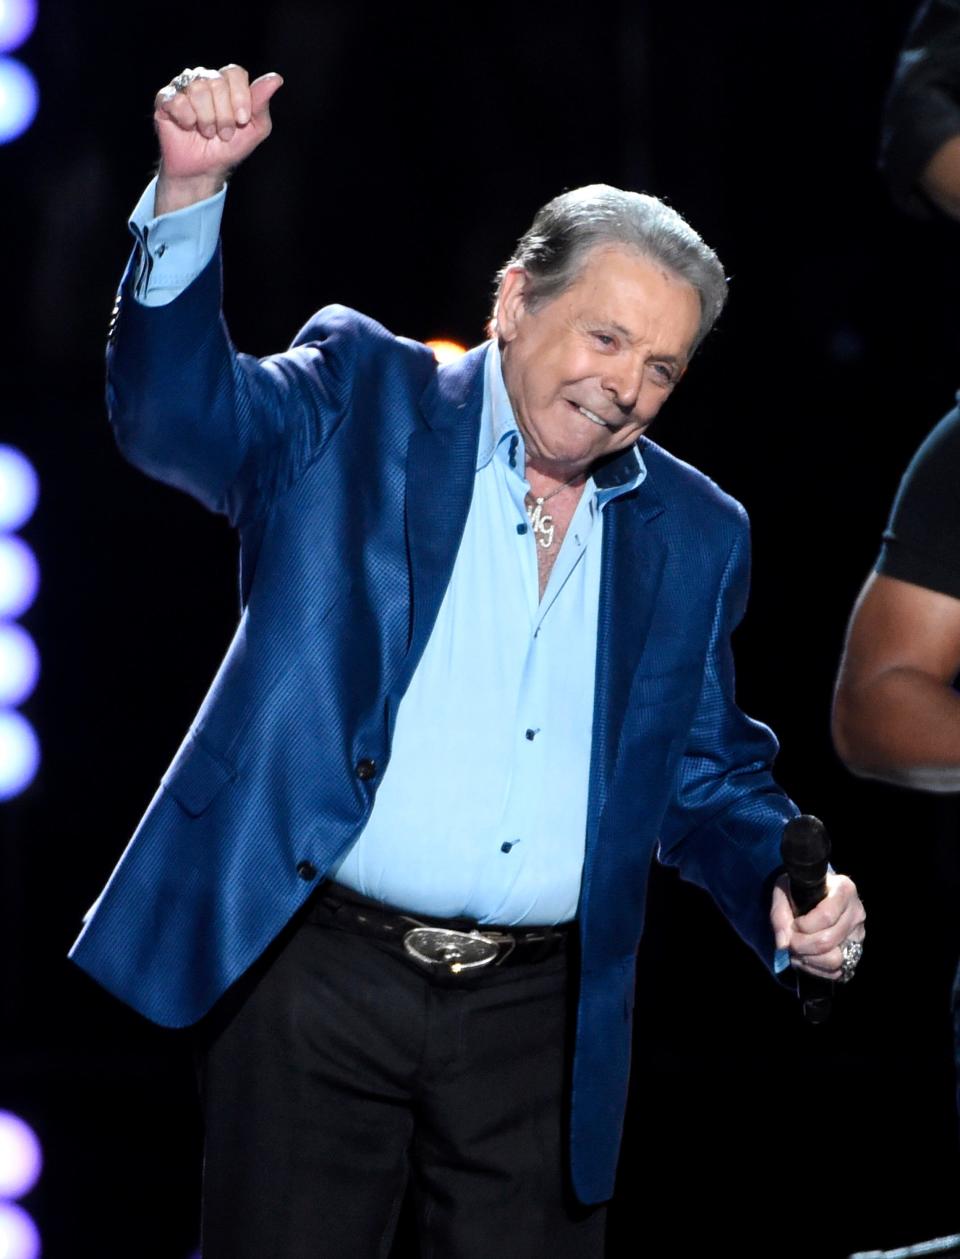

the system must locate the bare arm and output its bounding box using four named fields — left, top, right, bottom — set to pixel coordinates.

left=832, top=571, right=960, bottom=791
left=920, top=132, right=960, bottom=220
